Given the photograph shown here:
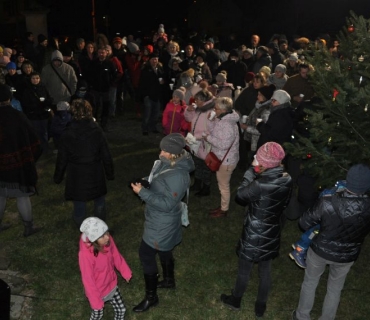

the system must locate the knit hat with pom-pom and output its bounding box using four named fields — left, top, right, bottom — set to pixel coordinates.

left=173, top=86, right=186, bottom=100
